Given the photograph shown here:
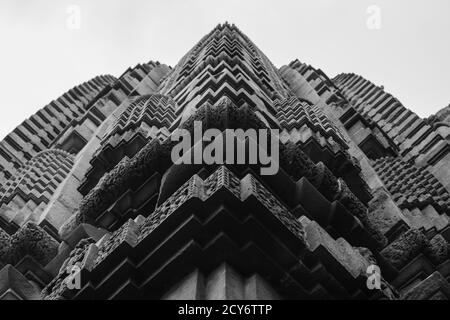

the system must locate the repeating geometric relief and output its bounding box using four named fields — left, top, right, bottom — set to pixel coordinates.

left=1, top=23, right=449, bottom=300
